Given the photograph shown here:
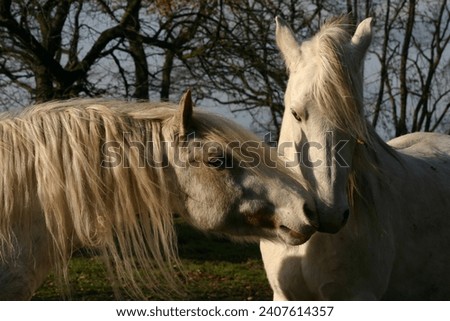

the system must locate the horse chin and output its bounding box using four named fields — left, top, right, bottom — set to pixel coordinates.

left=277, top=225, right=316, bottom=246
